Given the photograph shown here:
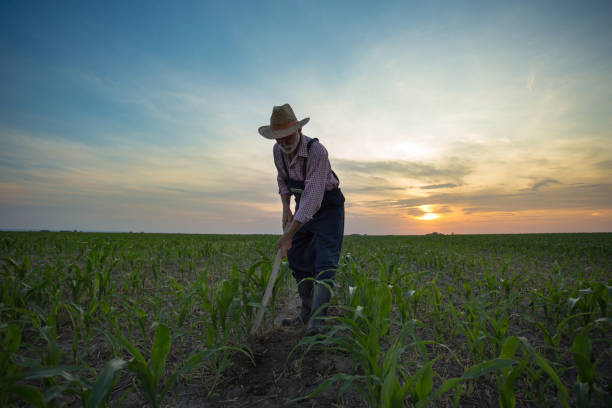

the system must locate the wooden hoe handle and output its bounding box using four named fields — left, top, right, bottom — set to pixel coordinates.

left=250, top=225, right=288, bottom=335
